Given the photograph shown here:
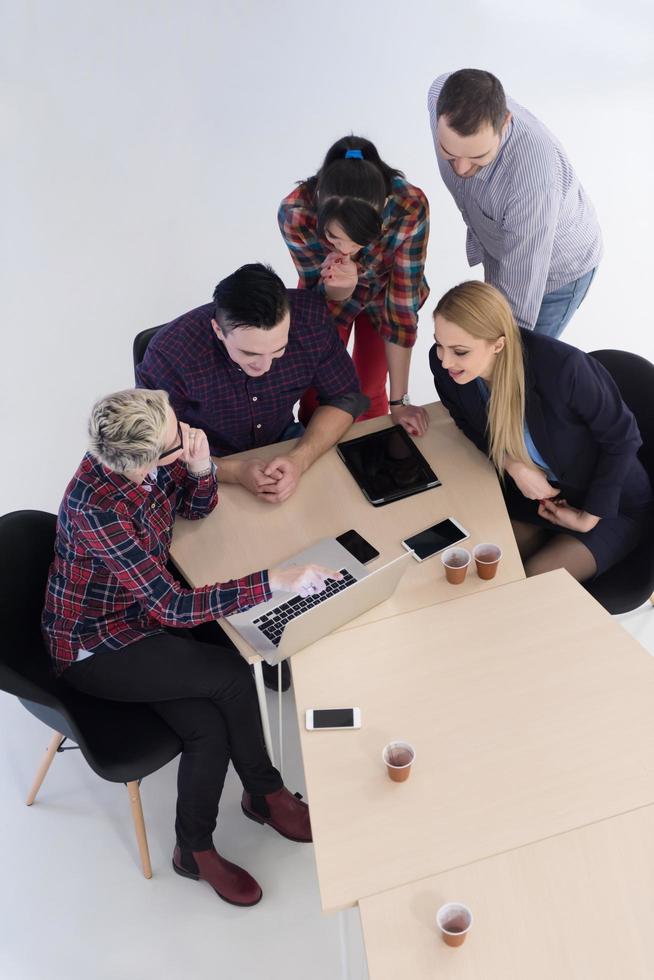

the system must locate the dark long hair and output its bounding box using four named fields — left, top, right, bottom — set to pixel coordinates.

left=303, top=136, right=404, bottom=248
